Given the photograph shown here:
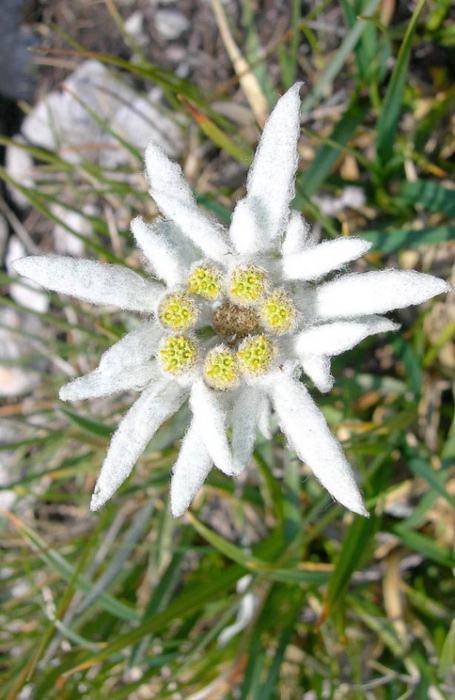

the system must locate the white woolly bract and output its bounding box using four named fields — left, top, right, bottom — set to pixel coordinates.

left=190, top=380, right=237, bottom=476
left=282, top=237, right=372, bottom=281
left=145, top=139, right=195, bottom=202
left=60, top=322, right=163, bottom=400
left=258, top=397, right=273, bottom=439
left=231, top=387, right=265, bottom=475
left=295, top=316, right=399, bottom=357
left=152, top=193, right=231, bottom=264
left=12, top=256, right=161, bottom=312
left=90, top=380, right=187, bottom=511
left=269, top=374, right=368, bottom=516
left=145, top=141, right=230, bottom=263
left=229, top=83, right=302, bottom=255
left=312, top=270, right=452, bottom=321
left=298, top=355, right=334, bottom=393
left=131, top=216, right=186, bottom=286
left=155, top=218, right=200, bottom=267
left=281, top=211, right=311, bottom=256
left=170, top=422, right=213, bottom=517
left=60, top=363, right=158, bottom=401
left=98, top=322, right=162, bottom=373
